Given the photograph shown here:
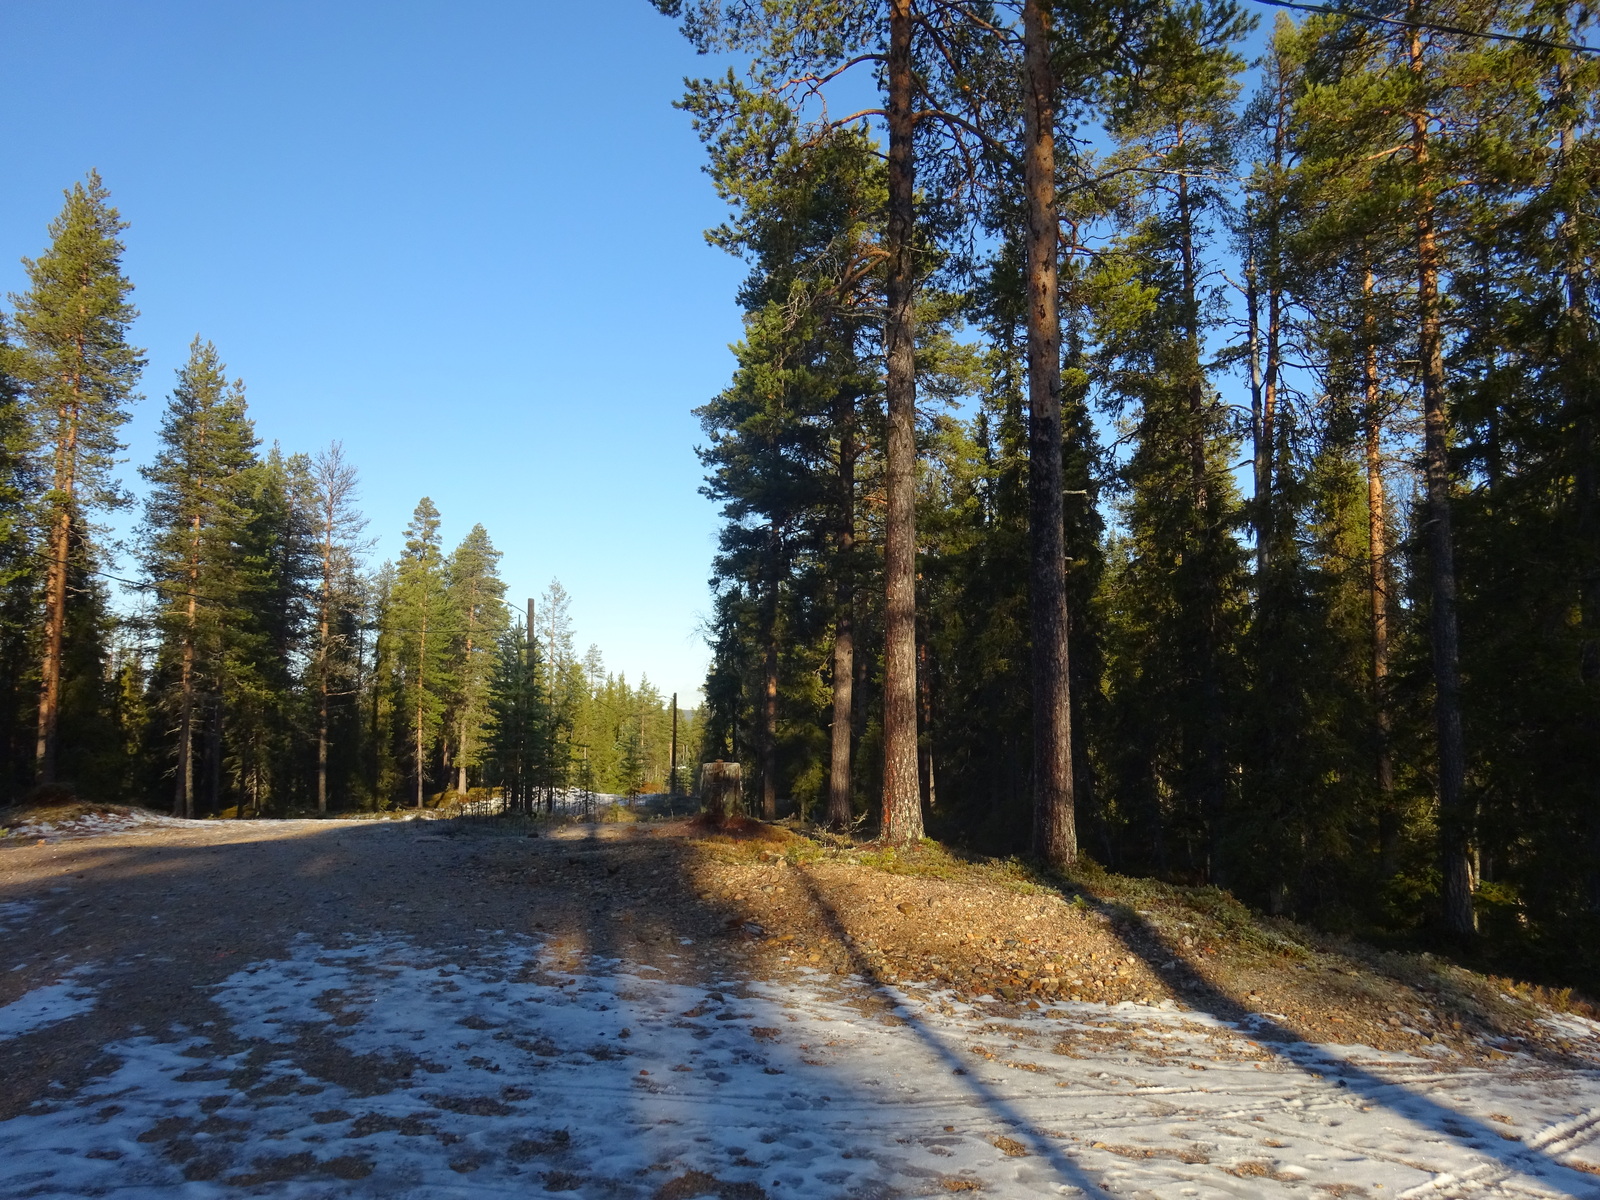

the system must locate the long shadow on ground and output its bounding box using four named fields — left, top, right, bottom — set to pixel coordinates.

left=789, top=868, right=1117, bottom=1198
left=1068, top=877, right=1600, bottom=1194
left=3, top=815, right=1093, bottom=1198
